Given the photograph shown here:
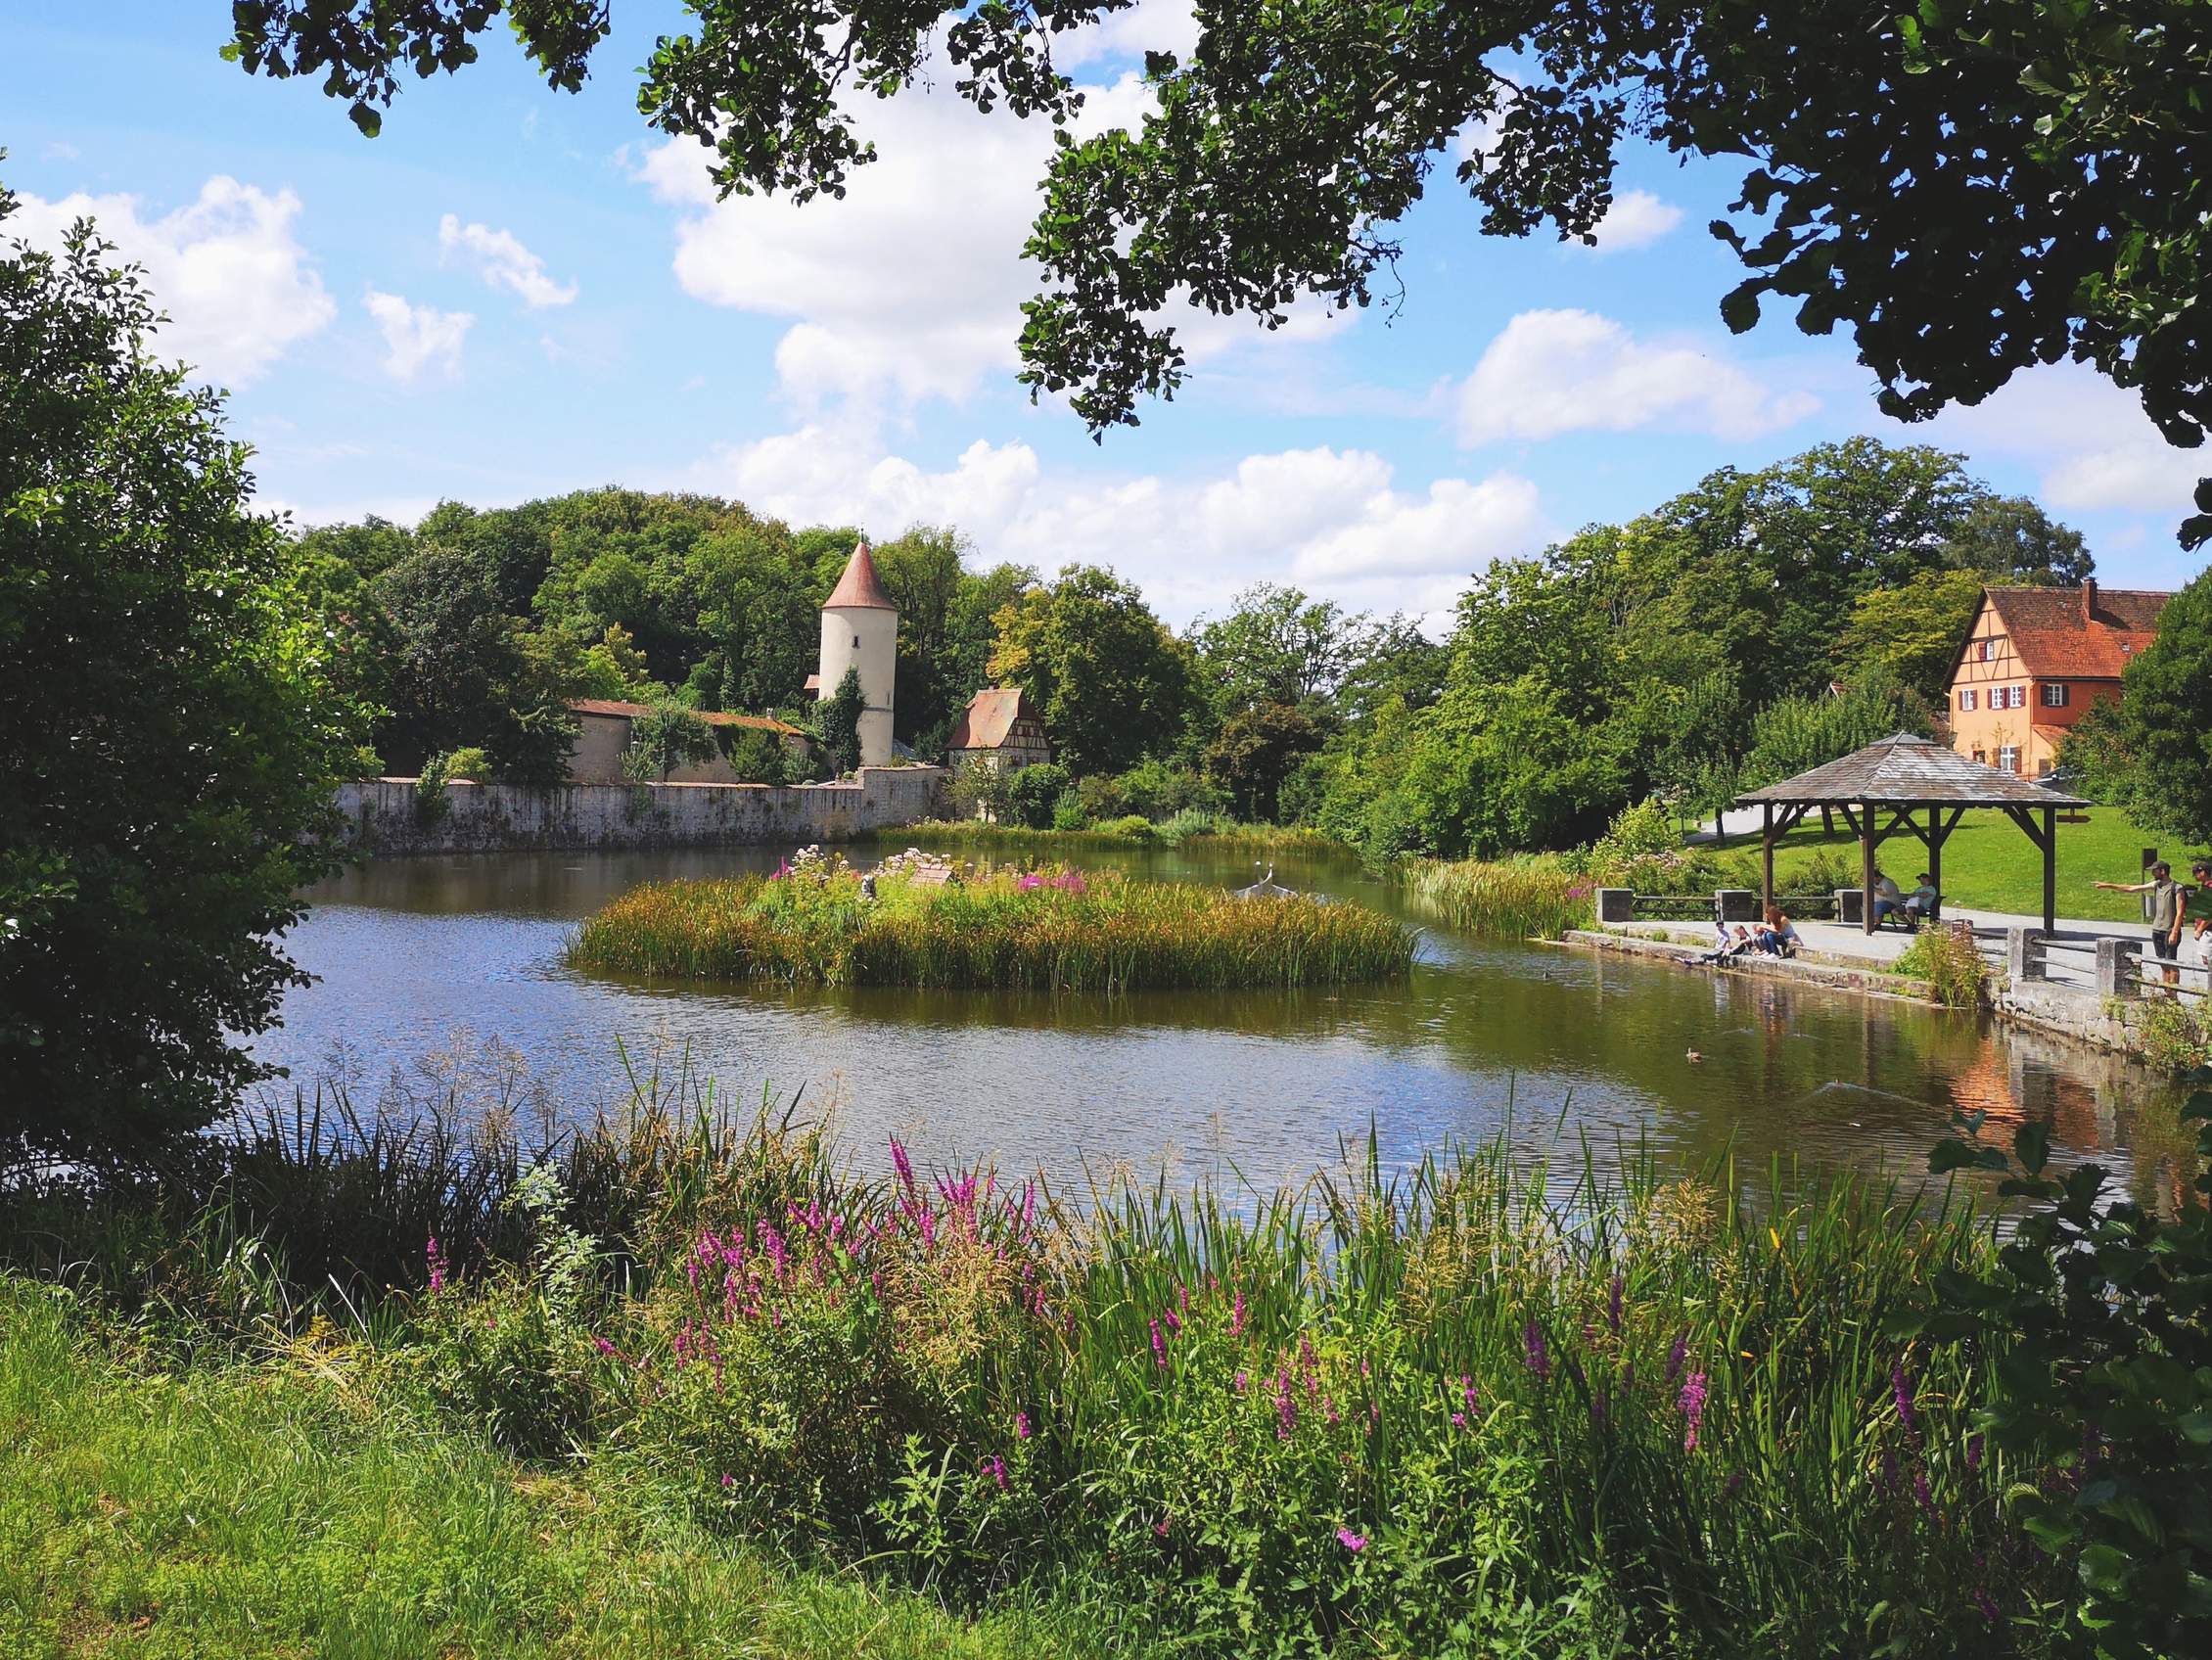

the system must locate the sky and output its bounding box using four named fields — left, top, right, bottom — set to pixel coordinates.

left=6, top=0, right=2206, bottom=626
